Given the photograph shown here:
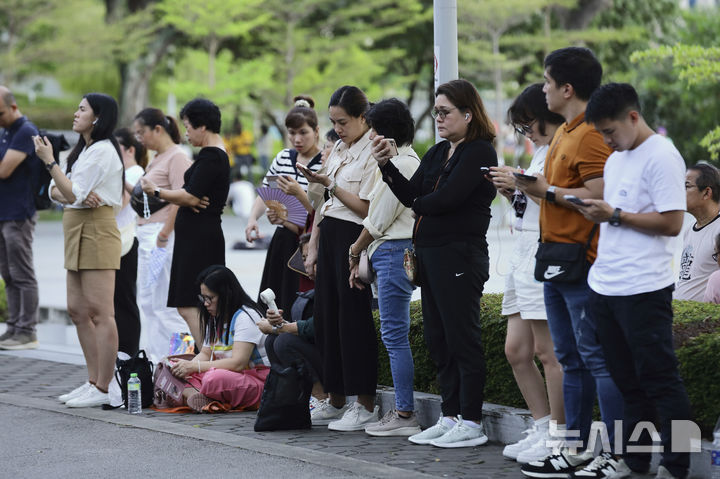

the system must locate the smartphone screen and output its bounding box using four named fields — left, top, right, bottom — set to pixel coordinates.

left=386, top=139, right=399, bottom=156
left=266, top=175, right=279, bottom=188
left=513, top=172, right=538, bottom=182
left=563, top=194, right=588, bottom=206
